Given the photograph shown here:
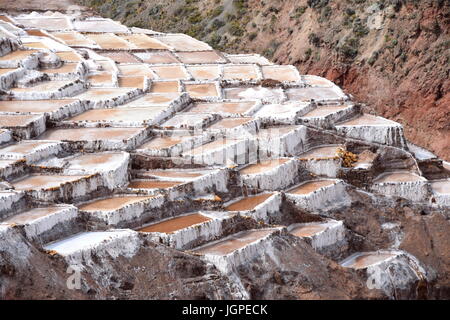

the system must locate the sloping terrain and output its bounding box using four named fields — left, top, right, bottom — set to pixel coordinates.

left=0, top=7, right=448, bottom=300
left=79, top=0, right=449, bottom=160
